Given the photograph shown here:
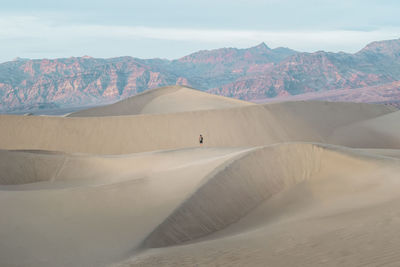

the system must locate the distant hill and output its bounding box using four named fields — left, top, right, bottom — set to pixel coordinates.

left=0, top=38, right=400, bottom=112
left=255, top=81, right=400, bottom=108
